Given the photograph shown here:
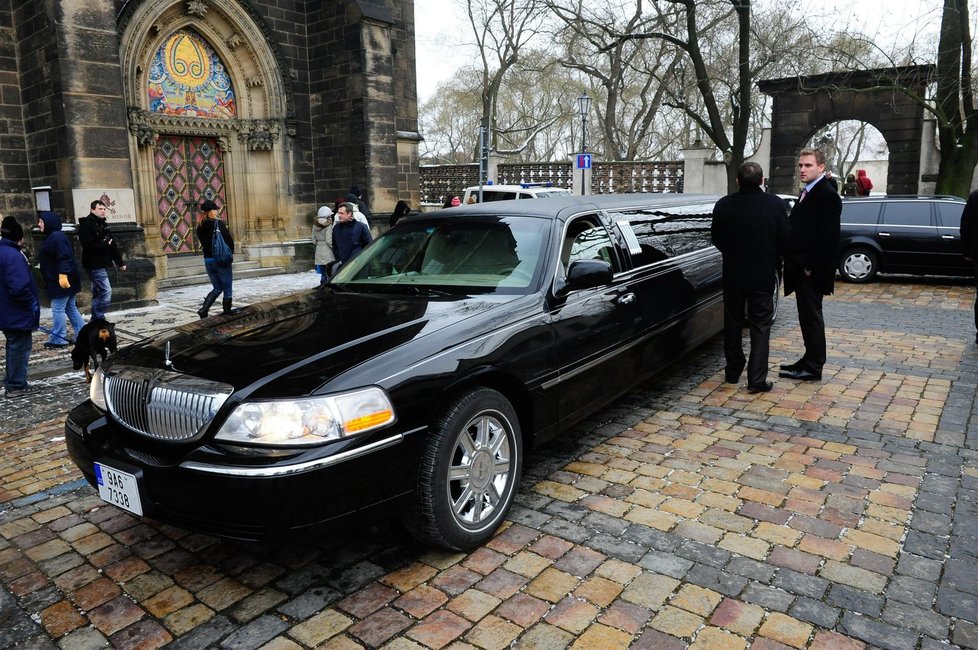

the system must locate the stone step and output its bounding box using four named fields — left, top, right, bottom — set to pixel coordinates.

left=157, top=263, right=287, bottom=289
left=165, top=258, right=262, bottom=279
